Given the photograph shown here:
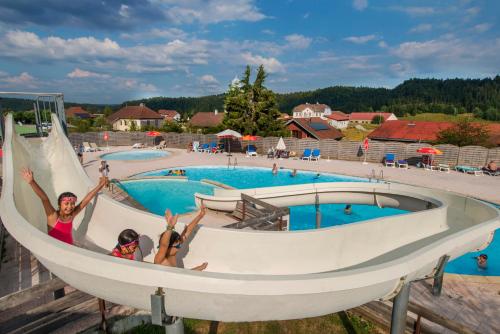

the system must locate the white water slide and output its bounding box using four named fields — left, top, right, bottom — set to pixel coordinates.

left=1, top=114, right=499, bottom=322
